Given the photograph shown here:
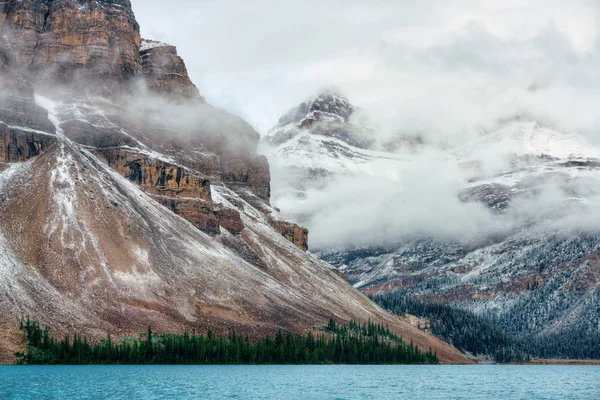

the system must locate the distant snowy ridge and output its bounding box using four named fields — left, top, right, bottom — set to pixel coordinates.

left=457, top=121, right=600, bottom=161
